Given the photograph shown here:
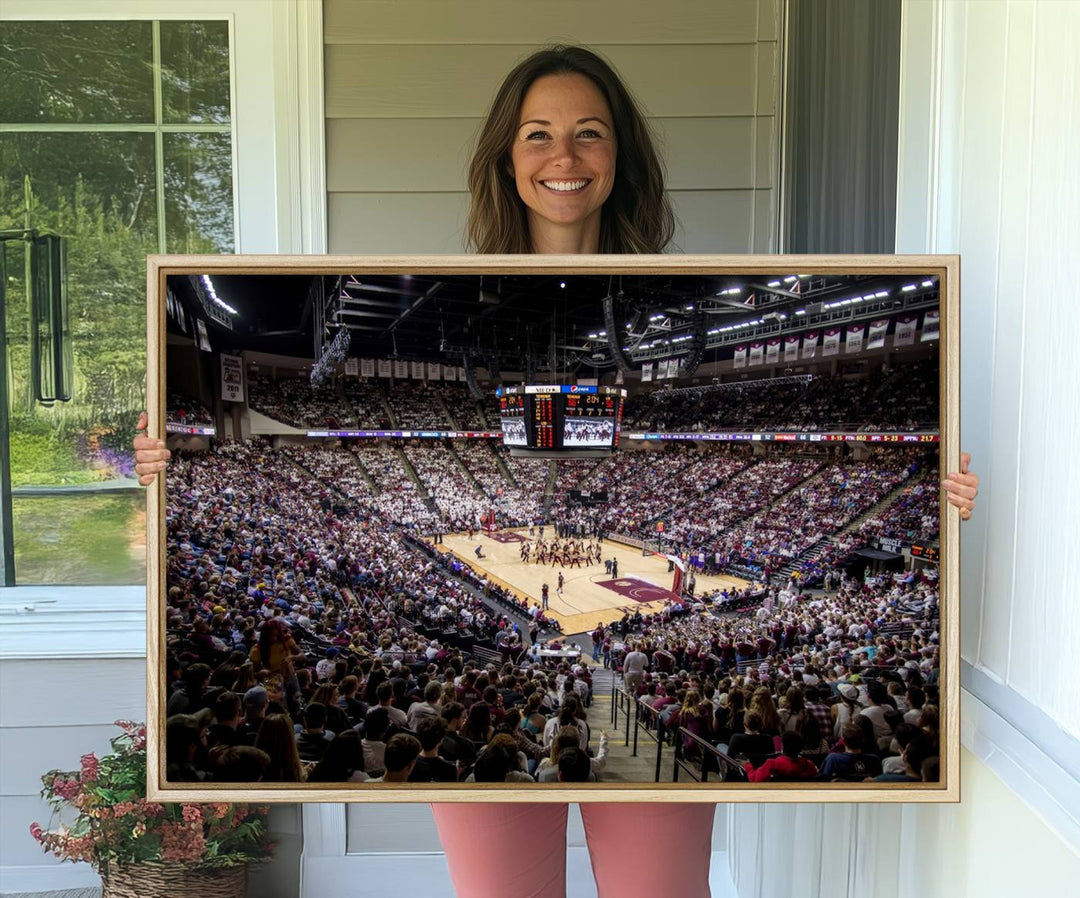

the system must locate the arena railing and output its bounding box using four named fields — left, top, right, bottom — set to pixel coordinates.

left=632, top=696, right=668, bottom=783
left=672, top=728, right=745, bottom=783
left=611, top=685, right=635, bottom=749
